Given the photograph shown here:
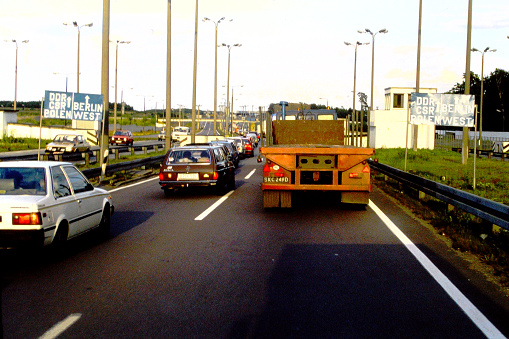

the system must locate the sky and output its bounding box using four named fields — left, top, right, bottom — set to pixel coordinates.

left=1, top=0, right=508, bottom=112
